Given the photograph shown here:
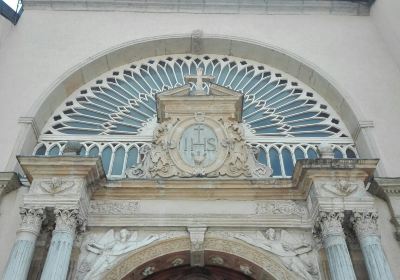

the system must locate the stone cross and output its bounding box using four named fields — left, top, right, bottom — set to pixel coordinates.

left=184, top=67, right=214, bottom=95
